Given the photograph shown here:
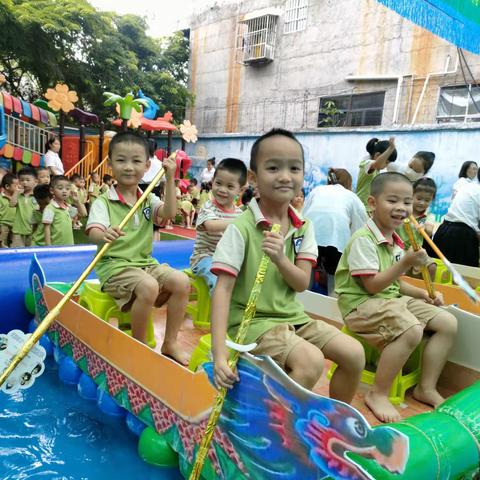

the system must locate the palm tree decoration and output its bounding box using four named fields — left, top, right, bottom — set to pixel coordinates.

left=103, top=92, right=148, bottom=131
